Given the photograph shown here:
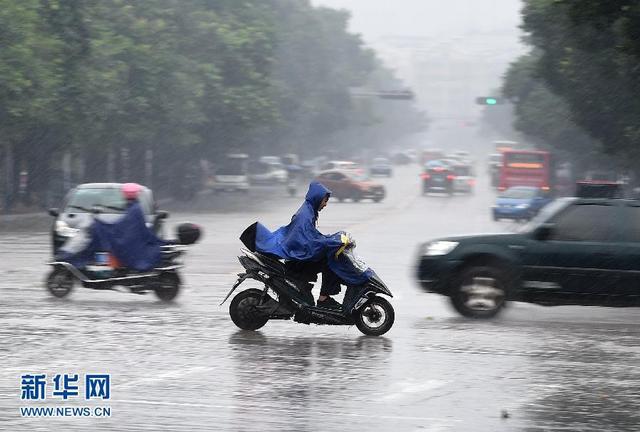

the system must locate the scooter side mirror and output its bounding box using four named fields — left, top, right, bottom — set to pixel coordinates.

left=48, top=208, right=59, bottom=217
